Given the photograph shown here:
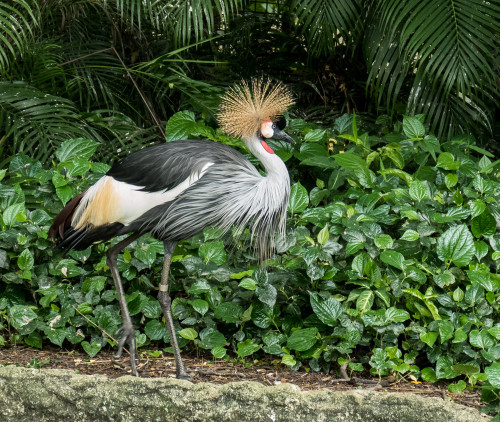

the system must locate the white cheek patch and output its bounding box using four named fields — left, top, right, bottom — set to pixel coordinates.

left=260, top=121, right=274, bottom=138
